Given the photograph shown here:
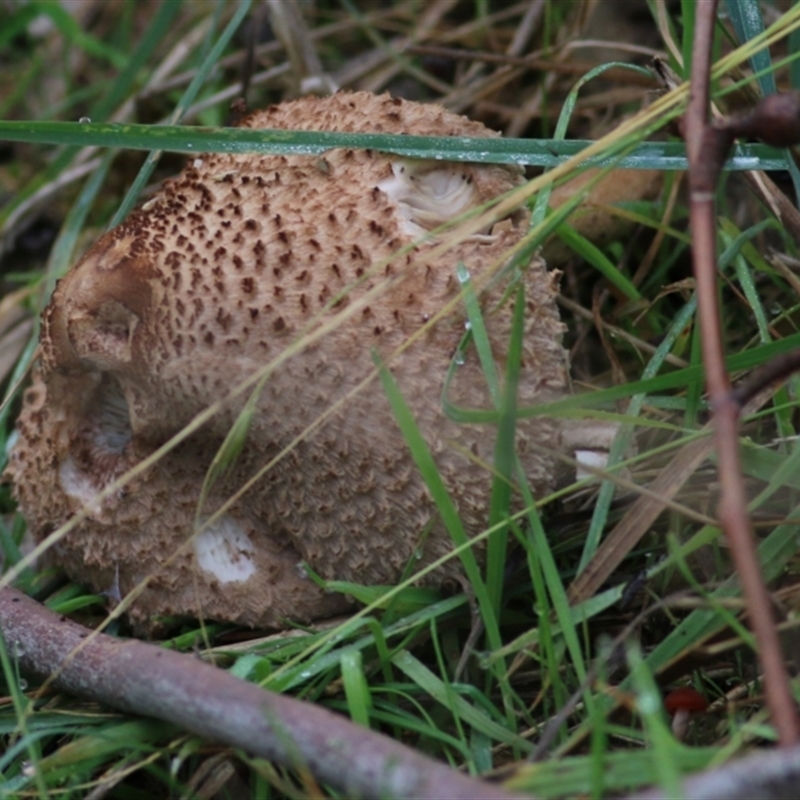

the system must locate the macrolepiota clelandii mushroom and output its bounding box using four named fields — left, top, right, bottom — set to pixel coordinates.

left=6, top=92, right=570, bottom=630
